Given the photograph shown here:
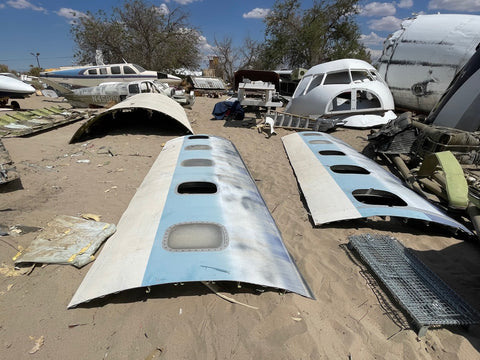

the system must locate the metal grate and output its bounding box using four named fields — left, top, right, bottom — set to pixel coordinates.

left=348, top=233, right=480, bottom=335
